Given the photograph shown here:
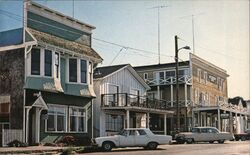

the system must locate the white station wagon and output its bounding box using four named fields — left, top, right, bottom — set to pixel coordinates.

left=92, top=128, right=172, bottom=151
left=175, top=127, right=234, bottom=144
